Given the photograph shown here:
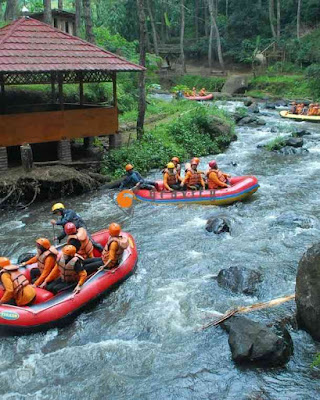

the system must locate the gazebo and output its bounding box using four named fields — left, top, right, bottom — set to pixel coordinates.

left=0, top=17, right=144, bottom=170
